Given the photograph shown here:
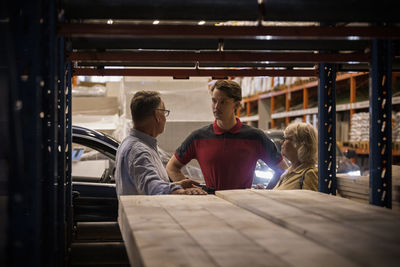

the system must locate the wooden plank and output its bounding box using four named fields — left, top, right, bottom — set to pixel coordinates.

left=119, top=194, right=358, bottom=267
left=119, top=196, right=217, bottom=267
left=250, top=190, right=400, bottom=241
left=337, top=189, right=369, bottom=200
left=336, top=183, right=369, bottom=195
left=156, top=195, right=359, bottom=267
left=155, top=195, right=289, bottom=267
left=216, top=190, right=400, bottom=267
